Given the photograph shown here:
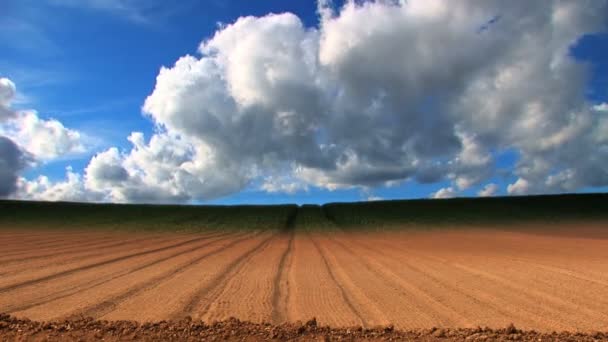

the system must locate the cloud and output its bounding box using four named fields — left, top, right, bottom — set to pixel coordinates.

left=3, top=111, right=85, bottom=160
left=366, top=196, right=383, bottom=202
left=0, top=79, right=29, bottom=197
left=17, top=0, right=608, bottom=202
left=0, top=77, right=85, bottom=160
left=478, top=183, right=499, bottom=197
left=0, top=78, right=17, bottom=121
left=261, top=173, right=308, bottom=195
left=448, top=132, right=493, bottom=190
left=431, top=187, right=457, bottom=199
left=594, top=103, right=608, bottom=112
left=0, top=136, right=30, bottom=197
left=81, top=132, right=248, bottom=203
left=0, top=77, right=86, bottom=197
left=16, top=166, right=102, bottom=202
